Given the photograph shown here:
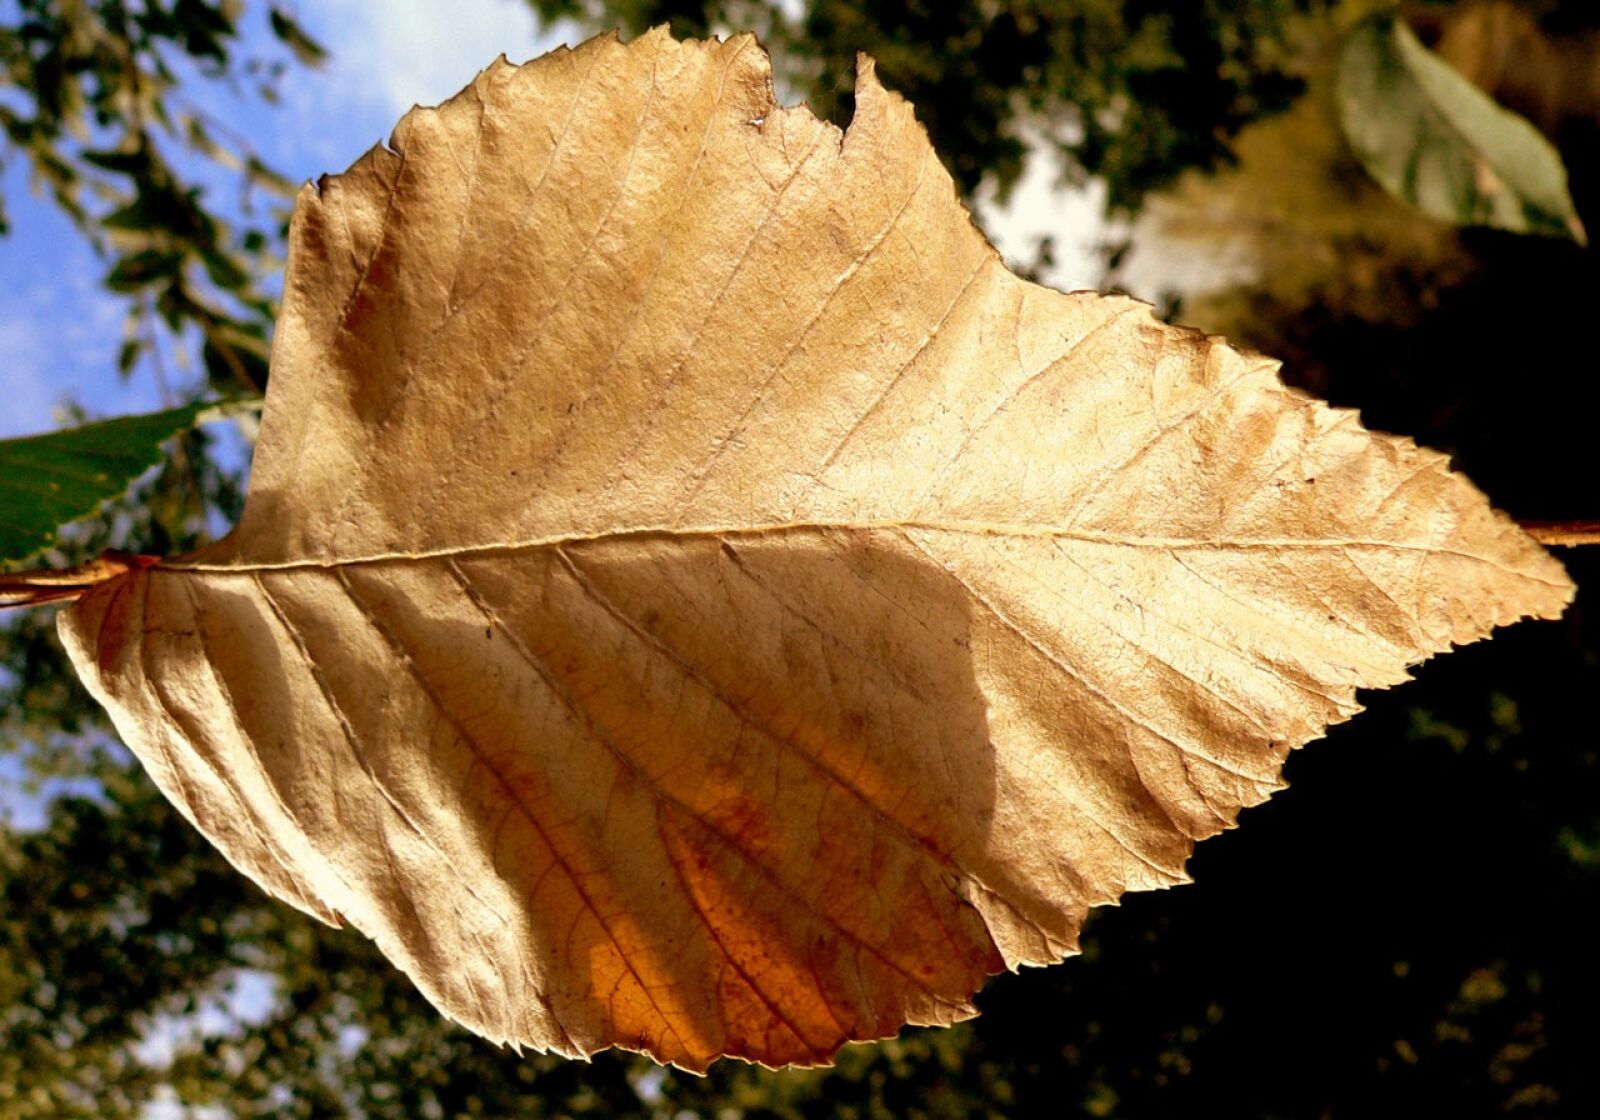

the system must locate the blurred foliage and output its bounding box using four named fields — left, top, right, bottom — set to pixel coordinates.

left=0, top=0, right=324, bottom=396
left=2, top=0, right=1599, bottom=1117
